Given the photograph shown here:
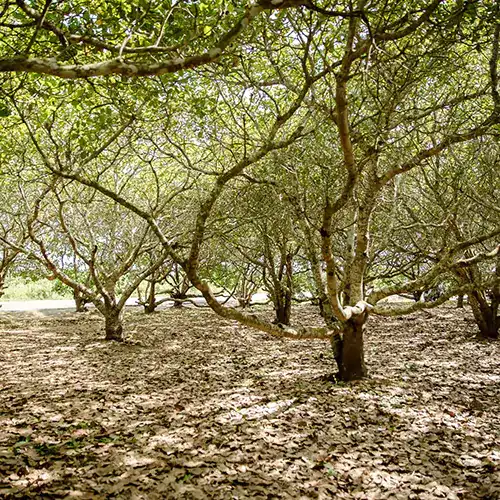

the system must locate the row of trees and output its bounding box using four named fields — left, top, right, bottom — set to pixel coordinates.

left=0, top=0, right=499, bottom=380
